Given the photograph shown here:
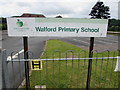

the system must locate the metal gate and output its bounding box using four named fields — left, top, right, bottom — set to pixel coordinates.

left=2, top=50, right=120, bottom=89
